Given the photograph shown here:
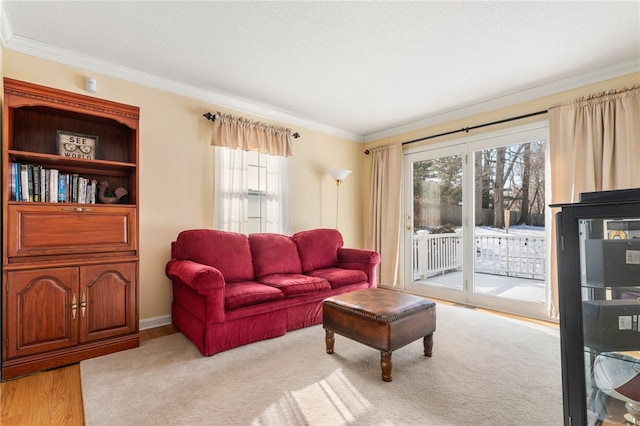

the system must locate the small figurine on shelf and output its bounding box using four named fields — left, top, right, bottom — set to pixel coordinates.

left=98, top=180, right=128, bottom=204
